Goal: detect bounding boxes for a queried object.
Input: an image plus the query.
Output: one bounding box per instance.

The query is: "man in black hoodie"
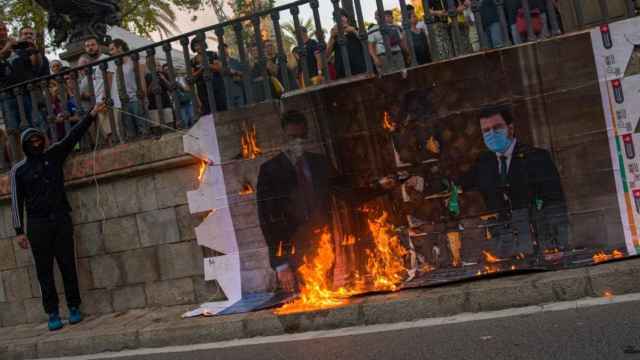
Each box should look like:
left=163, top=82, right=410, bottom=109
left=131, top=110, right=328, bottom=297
left=11, top=102, right=107, bottom=331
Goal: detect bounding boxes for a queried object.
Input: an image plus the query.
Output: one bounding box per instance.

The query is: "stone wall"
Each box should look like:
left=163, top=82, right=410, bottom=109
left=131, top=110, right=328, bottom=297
left=0, top=133, right=223, bottom=327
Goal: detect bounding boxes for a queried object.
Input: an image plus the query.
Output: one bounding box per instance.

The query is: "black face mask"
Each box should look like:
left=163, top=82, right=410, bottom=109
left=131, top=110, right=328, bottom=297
left=25, top=135, right=45, bottom=156
left=30, top=143, right=44, bottom=155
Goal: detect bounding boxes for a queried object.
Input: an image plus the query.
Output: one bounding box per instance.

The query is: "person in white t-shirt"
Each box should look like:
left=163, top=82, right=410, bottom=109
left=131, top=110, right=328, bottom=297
left=108, top=38, right=148, bottom=140
left=79, top=36, right=114, bottom=146
left=368, top=10, right=410, bottom=74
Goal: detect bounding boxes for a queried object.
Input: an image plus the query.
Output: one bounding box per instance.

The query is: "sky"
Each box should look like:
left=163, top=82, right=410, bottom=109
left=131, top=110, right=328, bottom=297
left=161, top=0, right=401, bottom=42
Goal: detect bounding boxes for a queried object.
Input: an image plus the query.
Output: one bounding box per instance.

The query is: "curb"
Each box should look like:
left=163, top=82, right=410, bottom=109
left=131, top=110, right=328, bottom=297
left=3, top=258, right=640, bottom=359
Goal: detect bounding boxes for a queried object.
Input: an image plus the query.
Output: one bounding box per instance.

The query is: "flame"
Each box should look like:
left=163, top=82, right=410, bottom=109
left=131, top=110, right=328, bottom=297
left=197, top=161, right=207, bottom=182
left=239, top=183, right=255, bottom=195
left=593, top=250, right=625, bottom=263
left=366, top=211, right=408, bottom=291
left=382, top=112, right=395, bottom=132
left=544, top=248, right=560, bottom=254
left=510, top=265, right=516, bottom=271
left=276, top=241, right=284, bottom=258
left=275, top=228, right=346, bottom=314
left=482, top=250, right=499, bottom=264
left=447, top=232, right=462, bottom=267
left=342, top=235, right=357, bottom=246
left=603, top=290, right=614, bottom=299
left=275, top=210, right=410, bottom=315
left=476, top=265, right=500, bottom=276
left=426, top=136, right=440, bottom=154
left=241, top=123, right=262, bottom=160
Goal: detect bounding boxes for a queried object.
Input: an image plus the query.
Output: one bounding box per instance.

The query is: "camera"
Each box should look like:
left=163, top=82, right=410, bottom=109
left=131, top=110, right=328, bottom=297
left=12, top=40, right=33, bottom=50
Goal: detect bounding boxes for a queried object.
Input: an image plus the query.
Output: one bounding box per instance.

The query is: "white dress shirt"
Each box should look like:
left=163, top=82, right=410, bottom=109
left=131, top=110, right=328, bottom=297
left=496, top=138, right=517, bottom=174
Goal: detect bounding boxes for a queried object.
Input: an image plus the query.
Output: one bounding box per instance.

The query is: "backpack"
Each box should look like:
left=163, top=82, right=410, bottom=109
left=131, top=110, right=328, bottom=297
left=516, top=8, right=544, bottom=36
left=387, top=25, right=402, bottom=48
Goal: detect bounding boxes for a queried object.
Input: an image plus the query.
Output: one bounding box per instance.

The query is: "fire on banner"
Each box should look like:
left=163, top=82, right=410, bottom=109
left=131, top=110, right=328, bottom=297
left=183, top=17, right=640, bottom=318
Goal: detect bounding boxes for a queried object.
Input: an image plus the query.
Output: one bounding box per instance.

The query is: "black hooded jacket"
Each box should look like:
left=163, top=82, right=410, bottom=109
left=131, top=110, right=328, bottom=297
left=11, top=113, right=96, bottom=235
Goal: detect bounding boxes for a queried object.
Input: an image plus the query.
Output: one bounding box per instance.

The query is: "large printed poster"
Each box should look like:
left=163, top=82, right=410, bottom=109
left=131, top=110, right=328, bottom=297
left=592, top=18, right=640, bottom=256
left=183, top=20, right=637, bottom=318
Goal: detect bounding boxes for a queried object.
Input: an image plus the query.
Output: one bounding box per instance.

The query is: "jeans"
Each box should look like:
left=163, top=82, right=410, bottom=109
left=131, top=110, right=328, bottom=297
left=179, top=102, right=195, bottom=128
left=486, top=22, right=506, bottom=49
left=1, top=95, right=37, bottom=131
left=120, top=100, right=148, bottom=140
left=28, top=214, right=81, bottom=314
left=510, top=13, right=550, bottom=45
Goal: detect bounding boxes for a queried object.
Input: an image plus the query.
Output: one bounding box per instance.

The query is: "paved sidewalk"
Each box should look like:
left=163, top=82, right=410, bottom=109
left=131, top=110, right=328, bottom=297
left=2, top=258, right=639, bottom=359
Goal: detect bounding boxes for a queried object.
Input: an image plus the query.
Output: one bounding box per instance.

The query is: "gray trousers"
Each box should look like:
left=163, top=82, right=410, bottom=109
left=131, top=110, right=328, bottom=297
left=380, top=52, right=405, bottom=74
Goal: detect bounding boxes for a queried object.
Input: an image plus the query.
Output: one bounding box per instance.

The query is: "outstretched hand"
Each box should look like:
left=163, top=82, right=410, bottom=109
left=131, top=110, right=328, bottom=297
left=90, top=102, right=108, bottom=117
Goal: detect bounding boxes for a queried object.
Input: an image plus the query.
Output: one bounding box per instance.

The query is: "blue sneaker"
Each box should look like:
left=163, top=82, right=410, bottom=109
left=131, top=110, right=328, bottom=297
left=48, top=312, right=64, bottom=331
left=69, top=307, right=83, bottom=325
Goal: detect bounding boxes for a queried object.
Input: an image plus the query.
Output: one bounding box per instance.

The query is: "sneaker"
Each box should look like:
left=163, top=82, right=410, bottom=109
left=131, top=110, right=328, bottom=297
left=68, top=307, right=83, bottom=325
left=48, top=312, right=64, bottom=331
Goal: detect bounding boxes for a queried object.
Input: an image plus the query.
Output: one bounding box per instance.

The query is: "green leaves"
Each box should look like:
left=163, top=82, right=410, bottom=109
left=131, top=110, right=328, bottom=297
left=0, top=0, right=209, bottom=40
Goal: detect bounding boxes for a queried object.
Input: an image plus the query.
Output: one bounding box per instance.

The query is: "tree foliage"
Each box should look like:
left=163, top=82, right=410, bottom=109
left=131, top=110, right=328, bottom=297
left=228, top=0, right=276, bottom=18
left=0, top=0, right=209, bottom=39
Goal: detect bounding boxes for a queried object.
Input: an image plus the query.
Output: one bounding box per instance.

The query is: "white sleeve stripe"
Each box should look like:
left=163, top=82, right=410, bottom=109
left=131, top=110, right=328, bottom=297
left=10, top=160, right=25, bottom=228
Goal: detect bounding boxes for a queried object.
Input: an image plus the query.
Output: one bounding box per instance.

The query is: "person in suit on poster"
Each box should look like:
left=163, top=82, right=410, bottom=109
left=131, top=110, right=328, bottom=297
left=257, top=110, right=334, bottom=292
left=457, top=104, right=569, bottom=258
left=257, top=110, right=395, bottom=292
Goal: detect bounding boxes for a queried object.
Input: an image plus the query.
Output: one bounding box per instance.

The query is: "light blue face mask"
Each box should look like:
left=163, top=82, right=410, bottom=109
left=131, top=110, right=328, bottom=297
left=483, top=128, right=513, bottom=154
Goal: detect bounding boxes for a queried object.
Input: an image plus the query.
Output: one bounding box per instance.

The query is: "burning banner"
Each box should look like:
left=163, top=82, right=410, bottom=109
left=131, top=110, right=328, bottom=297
left=181, top=18, right=640, bottom=319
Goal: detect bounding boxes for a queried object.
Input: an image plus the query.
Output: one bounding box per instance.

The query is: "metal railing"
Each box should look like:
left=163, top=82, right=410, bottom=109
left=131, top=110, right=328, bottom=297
left=0, top=0, right=637, bottom=163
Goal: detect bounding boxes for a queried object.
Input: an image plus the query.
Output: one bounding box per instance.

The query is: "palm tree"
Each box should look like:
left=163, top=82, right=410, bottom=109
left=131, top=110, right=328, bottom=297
left=281, top=19, right=314, bottom=53
left=121, top=0, right=182, bottom=39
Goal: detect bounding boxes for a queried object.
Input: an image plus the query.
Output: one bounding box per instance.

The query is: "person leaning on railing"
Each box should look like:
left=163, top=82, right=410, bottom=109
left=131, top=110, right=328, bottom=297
left=175, top=73, right=196, bottom=129
left=407, top=4, right=432, bottom=65
left=108, top=38, right=149, bottom=140
left=146, top=64, right=175, bottom=136
left=220, top=43, right=247, bottom=109
left=368, top=10, right=411, bottom=74
left=79, top=37, right=114, bottom=146
left=190, top=37, right=227, bottom=115
left=429, top=0, right=473, bottom=59
left=292, top=27, right=323, bottom=87
left=48, top=68, right=82, bottom=142
left=480, top=0, right=506, bottom=49
left=326, top=9, right=367, bottom=79
left=0, top=26, right=51, bottom=162
left=0, top=21, right=20, bottom=164
left=504, top=0, right=551, bottom=44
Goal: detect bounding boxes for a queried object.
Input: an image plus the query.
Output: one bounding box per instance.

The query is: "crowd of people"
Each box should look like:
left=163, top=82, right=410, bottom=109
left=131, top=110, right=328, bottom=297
left=241, top=1, right=564, bottom=97
left=0, top=1, right=565, bottom=169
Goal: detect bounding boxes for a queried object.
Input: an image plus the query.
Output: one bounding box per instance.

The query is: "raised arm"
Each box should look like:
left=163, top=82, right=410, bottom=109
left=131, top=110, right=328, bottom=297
left=48, top=103, right=107, bottom=161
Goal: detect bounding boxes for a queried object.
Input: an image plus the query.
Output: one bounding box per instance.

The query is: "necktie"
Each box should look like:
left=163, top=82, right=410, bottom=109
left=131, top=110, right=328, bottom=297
left=500, top=155, right=508, bottom=185
left=296, top=158, right=314, bottom=219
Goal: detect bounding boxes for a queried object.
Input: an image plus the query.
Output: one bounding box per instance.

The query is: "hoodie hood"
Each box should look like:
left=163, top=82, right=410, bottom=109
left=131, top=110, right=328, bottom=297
left=20, top=128, right=46, bottom=157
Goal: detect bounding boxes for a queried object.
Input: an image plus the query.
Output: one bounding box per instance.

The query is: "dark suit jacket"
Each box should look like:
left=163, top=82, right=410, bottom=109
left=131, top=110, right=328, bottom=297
left=458, top=142, right=566, bottom=213
left=257, top=152, right=332, bottom=271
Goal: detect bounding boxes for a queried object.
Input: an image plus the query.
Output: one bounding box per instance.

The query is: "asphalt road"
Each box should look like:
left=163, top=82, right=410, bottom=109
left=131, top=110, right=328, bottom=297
left=82, top=297, right=640, bottom=360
